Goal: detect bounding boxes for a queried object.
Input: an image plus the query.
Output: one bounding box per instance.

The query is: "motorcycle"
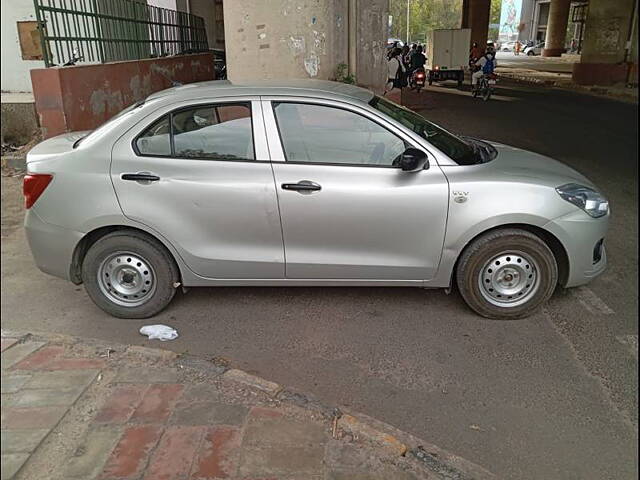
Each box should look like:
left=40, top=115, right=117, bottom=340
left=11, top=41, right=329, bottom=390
left=409, top=67, right=426, bottom=92
left=472, top=72, right=498, bottom=101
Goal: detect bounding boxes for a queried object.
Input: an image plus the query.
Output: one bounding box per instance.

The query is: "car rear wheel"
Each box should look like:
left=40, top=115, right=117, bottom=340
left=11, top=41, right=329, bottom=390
left=82, top=231, right=179, bottom=318
left=456, top=228, right=558, bottom=319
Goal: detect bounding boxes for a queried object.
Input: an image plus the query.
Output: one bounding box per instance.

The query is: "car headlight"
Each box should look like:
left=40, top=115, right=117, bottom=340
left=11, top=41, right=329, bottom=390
left=556, top=183, right=609, bottom=218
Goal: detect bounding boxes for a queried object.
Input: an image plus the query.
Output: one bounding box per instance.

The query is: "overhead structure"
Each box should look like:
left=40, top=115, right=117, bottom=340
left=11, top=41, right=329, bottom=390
left=462, top=0, right=492, bottom=48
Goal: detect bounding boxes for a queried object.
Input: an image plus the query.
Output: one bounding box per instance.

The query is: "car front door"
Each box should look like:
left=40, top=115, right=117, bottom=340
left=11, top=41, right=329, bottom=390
left=263, top=98, right=449, bottom=281
left=111, top=98, right=284, bottom=279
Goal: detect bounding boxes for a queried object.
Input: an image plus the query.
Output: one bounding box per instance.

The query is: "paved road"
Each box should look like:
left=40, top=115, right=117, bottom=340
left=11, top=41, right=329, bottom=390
left=495, top=51, right=575, bottom=73
left=2, top=80, right=637, bottom=480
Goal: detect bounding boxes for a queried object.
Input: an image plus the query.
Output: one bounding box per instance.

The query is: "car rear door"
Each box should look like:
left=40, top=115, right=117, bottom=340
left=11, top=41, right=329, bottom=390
left=263, top=97, right=449, bottom=281
left=110, top=98, right=284, bottom=279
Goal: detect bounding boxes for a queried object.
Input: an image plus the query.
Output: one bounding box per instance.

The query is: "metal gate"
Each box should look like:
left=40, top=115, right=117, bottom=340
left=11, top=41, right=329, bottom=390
left=33, top=0, right=209, bottom=67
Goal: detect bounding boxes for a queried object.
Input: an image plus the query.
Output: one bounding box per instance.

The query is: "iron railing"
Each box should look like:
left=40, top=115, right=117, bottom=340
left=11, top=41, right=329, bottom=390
left=33, top=0, right=209, bottom=67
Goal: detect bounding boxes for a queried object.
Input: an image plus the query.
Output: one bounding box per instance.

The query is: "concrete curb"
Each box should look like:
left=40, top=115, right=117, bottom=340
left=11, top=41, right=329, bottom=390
left=1, top=329, right=496, bottom=480
left=496, top=72, right=638, bottom=104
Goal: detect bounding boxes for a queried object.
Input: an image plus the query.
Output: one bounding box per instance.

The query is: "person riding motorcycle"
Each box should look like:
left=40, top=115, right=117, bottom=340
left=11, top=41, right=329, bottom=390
left=409, top=45, right=426, bottom=73
left=471, top=45, right=497, bottom=92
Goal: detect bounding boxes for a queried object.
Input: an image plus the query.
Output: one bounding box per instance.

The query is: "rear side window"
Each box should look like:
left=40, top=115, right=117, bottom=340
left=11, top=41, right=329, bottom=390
left=135, top=103, right=254, bottom=161
left=136, top=116, right=171, bottom=156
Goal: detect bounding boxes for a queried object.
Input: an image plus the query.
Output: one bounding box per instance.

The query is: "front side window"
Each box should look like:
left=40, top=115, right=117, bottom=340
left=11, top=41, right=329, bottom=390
left=369, top=96, right=480, bottom=165
left=135, top=103, right=254, bottom=161
left=273, top=102, right=406, bottom=167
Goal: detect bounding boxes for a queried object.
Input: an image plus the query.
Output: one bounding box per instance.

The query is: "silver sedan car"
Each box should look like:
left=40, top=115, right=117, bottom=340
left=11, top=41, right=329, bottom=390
left=24, top=80, right=609, bottom=319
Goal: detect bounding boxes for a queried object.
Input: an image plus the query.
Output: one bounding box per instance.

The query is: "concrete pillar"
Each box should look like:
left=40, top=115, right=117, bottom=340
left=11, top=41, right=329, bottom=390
left=462, top=0, right=491, bottom=48
left=222, top=0, right=388, bottom=92
left=572, top=0, right=638, bottom=85
left=542, top=0, right=571, bottom=56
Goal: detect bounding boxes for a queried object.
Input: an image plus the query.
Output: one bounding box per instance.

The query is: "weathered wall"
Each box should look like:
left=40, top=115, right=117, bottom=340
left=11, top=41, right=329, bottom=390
left=355, top=0, right=388, bottom=92
left=223, top=0, right=388, bottom=92
left=0, top=0, right=45, bottom=92
left=31, top=53, right=215, bottom=138
left=223, top=0, right=348, bottom=82
left=573, top=0, right=638, bottom=85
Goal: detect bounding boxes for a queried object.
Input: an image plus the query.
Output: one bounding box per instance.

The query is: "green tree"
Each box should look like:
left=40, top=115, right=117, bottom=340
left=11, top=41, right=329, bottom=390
left=488, top=0, right=502, bottom=42
left=389, top=0, right=463, bottom=44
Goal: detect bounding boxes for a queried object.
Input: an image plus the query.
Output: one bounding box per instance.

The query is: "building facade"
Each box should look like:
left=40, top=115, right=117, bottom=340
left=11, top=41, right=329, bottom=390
left=498, top=0, right=588, bottom=49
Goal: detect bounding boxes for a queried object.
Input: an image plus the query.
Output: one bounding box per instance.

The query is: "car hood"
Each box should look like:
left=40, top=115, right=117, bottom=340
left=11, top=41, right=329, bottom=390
left=484, top=141, right=595, bottom=189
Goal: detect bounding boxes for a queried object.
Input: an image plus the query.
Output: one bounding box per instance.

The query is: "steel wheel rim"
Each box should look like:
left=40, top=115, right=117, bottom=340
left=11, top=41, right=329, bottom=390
left=97, top=251, right=156, bottom=307
left=478, top=251, right=540, bottom=307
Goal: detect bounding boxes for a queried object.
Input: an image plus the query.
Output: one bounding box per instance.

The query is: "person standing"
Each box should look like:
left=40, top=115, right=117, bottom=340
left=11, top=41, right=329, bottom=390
left=384, top=48, right=406, bottom=95
left=401, top=45, right=411, bottom=70
left=515, top=40, right=521, bottom=55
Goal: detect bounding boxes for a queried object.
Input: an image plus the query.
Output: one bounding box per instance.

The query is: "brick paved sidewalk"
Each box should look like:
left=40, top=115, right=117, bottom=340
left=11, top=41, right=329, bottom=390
left=1, top=333, right=494, bottom=480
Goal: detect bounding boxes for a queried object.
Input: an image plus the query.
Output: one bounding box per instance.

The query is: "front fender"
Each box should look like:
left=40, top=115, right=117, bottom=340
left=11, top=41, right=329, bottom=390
left=426, top=213, right=562, bottom=288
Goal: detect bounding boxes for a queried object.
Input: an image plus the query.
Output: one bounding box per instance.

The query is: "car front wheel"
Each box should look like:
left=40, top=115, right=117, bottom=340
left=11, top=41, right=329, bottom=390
left=81, top=231, right=180, bottom=318
left=456, top=228, right=558, bottom=319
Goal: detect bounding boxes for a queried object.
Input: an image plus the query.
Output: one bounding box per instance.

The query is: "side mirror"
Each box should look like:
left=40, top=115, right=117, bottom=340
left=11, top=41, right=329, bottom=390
left=399, top=147, right=429, bottom=172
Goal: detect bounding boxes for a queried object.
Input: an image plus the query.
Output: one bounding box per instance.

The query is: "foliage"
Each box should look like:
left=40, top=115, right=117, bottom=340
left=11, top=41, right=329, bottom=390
left=388, top=0, right=463, bottom=43
left=488, top=0, right=502, bottom=42
left=389, top=0, right=502, bottom=43
left=335, top=63, right=356, bottom=85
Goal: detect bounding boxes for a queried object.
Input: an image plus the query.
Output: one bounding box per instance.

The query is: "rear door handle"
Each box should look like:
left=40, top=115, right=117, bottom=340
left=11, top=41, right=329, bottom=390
left=121, top=172, right=160, bottom=182
left=281, top=180, right=321, bottom=192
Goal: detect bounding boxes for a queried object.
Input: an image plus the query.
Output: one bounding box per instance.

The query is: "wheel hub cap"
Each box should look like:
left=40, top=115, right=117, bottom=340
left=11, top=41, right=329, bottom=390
left=97, top=252, right=156, bottom=307
left=478, top=252, right=540, bottom=307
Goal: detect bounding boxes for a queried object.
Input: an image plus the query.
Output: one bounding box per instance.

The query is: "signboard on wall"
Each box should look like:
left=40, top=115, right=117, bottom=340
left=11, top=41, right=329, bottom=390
left=499, top=0, right=523, bottom=38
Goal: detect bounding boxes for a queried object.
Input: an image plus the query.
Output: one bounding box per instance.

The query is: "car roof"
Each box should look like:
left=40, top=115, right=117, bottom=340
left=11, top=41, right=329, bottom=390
left=146, top=79, right=375, bottom=104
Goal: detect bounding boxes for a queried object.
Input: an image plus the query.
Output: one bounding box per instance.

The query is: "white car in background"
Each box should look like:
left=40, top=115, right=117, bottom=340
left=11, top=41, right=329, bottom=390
left=501, top=42, right=516, bottom=52
left=524, top=42, right=545, bottom=56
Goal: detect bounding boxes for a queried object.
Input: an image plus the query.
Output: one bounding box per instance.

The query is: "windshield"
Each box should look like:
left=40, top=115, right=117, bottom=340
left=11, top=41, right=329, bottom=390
left=74, top=100, right=145, bottom=148
left=369, top=96, right=478, bottom=165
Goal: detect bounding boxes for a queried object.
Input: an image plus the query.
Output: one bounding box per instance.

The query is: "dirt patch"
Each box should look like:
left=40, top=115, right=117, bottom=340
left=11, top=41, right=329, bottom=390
left=1, top=176, right=25, bottom=238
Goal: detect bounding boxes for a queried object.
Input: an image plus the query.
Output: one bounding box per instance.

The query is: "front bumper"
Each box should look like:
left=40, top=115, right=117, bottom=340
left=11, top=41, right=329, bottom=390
left=544, top=209, right=609, bottom=288
left=24, top=209, right=83, bottom=281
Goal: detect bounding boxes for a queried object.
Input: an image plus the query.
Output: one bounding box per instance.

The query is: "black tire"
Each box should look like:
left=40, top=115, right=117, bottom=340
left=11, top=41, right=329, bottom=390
left=527, top=51, right=534, bottom=56
left=482, top=87, right=492, bottom=101
left=456, top=228, right=558, bottom=319
left=81, top=231, right=180, bottom=319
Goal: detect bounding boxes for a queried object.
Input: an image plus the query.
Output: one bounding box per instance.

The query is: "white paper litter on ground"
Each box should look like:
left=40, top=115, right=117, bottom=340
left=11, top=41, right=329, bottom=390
left=139, top=324, right=178, bottom=341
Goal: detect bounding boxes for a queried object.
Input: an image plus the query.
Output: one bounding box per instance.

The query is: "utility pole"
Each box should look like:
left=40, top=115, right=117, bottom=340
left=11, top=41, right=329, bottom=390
left=406, top=0, right=410, bottom=44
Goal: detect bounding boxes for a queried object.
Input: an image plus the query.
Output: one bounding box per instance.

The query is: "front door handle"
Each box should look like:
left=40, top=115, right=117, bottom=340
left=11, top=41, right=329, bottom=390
left=121, top=172, right=160, bottom=182
left=281, top=180, right=322, bottom=192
